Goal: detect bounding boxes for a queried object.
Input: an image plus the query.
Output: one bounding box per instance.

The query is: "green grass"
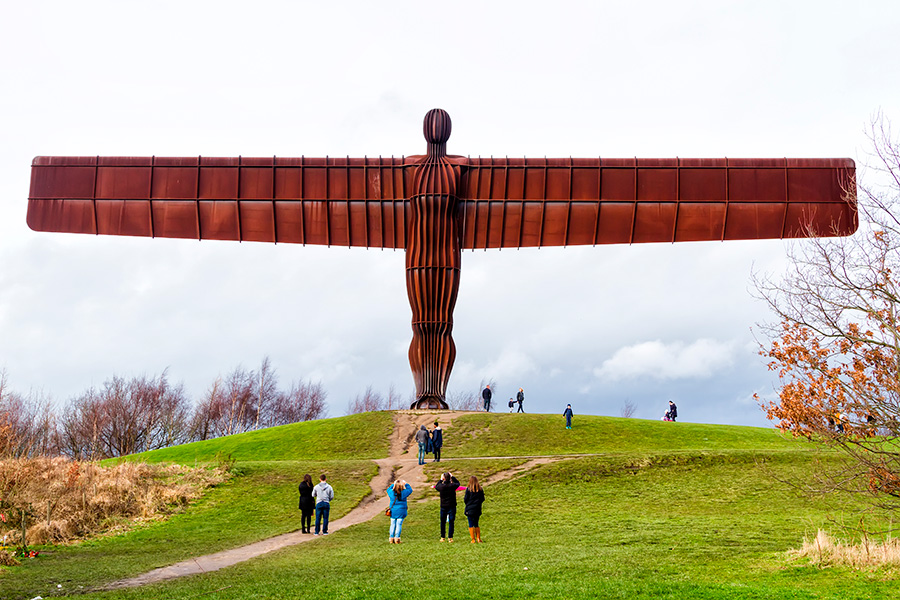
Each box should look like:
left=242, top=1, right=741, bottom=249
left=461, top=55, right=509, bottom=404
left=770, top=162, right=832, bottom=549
left=3, top=412, right=897, bottom=599
left=120, top=411, right=393, bottom=464
left=444, top=413, right=801, bottom=457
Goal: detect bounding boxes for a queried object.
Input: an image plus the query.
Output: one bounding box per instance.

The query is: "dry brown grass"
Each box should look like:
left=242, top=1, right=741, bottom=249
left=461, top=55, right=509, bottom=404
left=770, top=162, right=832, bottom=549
left=791, top=529, right=900, bottom=569
left=0, top=457, right=228, bottom=547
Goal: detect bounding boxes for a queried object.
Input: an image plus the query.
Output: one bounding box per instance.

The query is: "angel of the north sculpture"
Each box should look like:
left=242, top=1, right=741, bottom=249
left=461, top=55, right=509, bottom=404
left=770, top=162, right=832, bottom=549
left=27, top=109, right=857, bottom=410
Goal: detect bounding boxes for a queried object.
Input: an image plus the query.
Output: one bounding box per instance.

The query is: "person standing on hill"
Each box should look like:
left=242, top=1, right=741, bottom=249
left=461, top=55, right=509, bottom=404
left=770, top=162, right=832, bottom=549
left=313, top=474, right=334, bottom=535
left=464, top=475, right=485, bottom=543
left=563, top=404, right=574, bottom=429
left=387, top=479, right=413, bottom=544
left=298, top=473, right=316, bottom=534
left=431, top=421, right=443, bottom=462
left=668, top=400, right=678, bottom=422
left=434, top=471, right=461, bottom=542
left=482, top=385, right=492, bottom=411
left=516, top=388, right=525, bottom=413
left=415, top=424, right=430, bottom=465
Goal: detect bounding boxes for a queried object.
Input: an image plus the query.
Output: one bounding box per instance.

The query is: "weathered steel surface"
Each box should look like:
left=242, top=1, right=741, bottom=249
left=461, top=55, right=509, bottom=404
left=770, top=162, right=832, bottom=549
left=27, top=110, right=858, bottom=409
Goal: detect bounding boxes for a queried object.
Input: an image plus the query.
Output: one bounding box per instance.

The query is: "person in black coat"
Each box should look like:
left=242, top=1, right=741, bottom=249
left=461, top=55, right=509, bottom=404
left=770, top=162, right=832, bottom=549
left=482, top=385, right=492, bottom=411
left=298, top=473, right=315, bottom=534
left=516, top=388, right=525, bottom=413
left=668, top=400, right=678, bottom=422
left=431, top=421, right=443, bottom=462
left=464, top=475, right=485, bottom=543
left=433, top=471, right=460, bottom=542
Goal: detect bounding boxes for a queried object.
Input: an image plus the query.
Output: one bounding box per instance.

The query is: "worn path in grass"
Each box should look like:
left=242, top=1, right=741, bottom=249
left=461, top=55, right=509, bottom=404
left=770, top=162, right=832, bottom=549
left=105, top=411, right=571, bottom=590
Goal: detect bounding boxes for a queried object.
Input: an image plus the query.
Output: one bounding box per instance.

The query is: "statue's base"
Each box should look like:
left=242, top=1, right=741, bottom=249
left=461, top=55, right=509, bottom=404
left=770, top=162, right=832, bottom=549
left=409, top=397, right=449, bottom=410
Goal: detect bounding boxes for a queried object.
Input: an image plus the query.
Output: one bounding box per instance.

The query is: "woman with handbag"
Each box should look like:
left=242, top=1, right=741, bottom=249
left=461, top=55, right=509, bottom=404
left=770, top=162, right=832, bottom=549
left=386, top=479, right=413, bottom=544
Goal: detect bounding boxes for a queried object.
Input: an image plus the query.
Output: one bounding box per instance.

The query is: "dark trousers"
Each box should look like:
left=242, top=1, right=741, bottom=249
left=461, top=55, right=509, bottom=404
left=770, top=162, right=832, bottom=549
left=433, top=447, right=441, bottom=461
left=440, top=506, right=456, bottom=539
left=301, top=510, right=313, bottom=532
left=466, top=513, right=480, bottom=528
left=315, top=502, right=330, bottom=534
left=517, top=404, right=524, bottom=413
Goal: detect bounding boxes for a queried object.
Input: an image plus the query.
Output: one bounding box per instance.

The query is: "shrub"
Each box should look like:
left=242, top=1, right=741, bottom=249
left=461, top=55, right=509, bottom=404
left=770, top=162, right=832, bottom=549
left=0, top=457, right=228, bottom=547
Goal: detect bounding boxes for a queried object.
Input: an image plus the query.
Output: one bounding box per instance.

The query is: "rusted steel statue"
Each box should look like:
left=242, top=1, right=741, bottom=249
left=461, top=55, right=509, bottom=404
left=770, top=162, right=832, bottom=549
left=27, top=109, right=857, bottom=410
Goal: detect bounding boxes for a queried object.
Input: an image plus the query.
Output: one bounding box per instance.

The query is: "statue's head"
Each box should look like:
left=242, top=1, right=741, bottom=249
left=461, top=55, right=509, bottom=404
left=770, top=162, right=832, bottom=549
left=423, top=108, right=452, bottom=145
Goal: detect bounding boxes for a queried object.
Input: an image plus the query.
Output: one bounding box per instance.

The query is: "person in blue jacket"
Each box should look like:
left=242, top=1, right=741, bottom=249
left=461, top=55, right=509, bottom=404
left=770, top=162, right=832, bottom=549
left=387, top=479, right=413, bottom=544
left=431, top=421, right=443, bottom=462
left=563, top=404, right=574, bottom=429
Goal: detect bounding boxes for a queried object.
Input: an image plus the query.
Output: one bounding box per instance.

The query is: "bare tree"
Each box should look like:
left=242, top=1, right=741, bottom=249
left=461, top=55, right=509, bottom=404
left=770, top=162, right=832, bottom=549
left=347, top=385, right=384, bottom=414
left=0, top=371, right=56, bottom=458
left=57, top=371, right=191, bottom=459
left=253, top=356, right=279, bottom=430
left=223, top=365, right=256, bottom=436
left=754, top=115, right=900, bottom=512
left=384, top=384, right=405, bottom=411
left=447, top=378, right=495, bottom=411
left=268, top=380, right=327, bottom=425
left=620, top=399, right=637, bottom=418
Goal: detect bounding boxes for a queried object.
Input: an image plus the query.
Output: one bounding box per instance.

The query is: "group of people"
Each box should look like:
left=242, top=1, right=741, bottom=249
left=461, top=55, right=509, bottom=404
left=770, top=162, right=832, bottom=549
left=662, top=400, right=678, bottom=422
left=298, top=471, right=487, bottom=544
left=387, top=472, right=485, bottom=544
left=297, top=474, right=335, bottom=535
left=414, top=421, right=444, bottom=464
left=481, top=385, right=526, bottom=413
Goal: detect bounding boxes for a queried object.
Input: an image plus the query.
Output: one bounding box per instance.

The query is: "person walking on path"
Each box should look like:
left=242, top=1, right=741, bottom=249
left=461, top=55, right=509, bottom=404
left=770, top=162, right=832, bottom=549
left=298, top=474, right=316, bottom=534
left=482, top=385, right=492, bottom=411
left=415, top=424, right=430, bottom=465
left=668, top=400, right=678, bottom=422
left=313, top=474, right=334, bottom=535
left=563, top=404, right=574, bottom=429
left=387, top=479, right=413, bottom=544
left=516, top=388, right=525, bottom=413
left=434, top=471, right=461, bottom=542
left=464, top=475, right=485, bottom=543
left=431, top=421, right=444, bottom=462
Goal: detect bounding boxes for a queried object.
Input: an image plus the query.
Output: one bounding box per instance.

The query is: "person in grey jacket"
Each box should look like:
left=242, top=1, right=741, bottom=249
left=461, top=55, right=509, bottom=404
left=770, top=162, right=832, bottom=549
left=415, top=425, right=430, bottom=465
left=312, top=474, right=334, bottom=535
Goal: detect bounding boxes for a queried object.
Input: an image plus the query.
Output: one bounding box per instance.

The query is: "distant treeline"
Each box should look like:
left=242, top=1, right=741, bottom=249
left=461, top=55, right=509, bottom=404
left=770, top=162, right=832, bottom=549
left=0, top=357, right=326, bottom=460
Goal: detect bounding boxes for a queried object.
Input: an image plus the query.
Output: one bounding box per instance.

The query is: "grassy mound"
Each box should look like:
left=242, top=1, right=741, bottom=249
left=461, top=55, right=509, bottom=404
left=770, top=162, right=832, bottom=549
left=121, top=410, right=394, bottom=464
left=2, top=411, right=895, bottom=600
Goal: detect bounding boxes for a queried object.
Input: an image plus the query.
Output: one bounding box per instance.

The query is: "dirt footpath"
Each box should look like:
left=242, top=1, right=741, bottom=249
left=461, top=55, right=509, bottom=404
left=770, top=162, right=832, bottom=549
left=104, top=411, right=567, bottom=590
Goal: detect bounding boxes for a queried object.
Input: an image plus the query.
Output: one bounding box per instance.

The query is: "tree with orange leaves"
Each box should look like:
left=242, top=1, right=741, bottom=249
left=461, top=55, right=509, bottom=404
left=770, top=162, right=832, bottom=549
left=756, top=115, right=900, bottom=508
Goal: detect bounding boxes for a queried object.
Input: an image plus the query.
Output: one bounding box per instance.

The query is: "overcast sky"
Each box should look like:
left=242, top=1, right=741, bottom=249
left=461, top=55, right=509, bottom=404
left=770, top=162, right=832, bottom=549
left=2, top=1, right=899, bottom=426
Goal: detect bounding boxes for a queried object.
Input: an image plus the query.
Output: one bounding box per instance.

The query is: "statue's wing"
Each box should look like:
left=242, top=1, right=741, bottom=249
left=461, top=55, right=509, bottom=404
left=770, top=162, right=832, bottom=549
left=27, top=156, right=414, bottom=249
left=457, top=157, right=857, bottom=249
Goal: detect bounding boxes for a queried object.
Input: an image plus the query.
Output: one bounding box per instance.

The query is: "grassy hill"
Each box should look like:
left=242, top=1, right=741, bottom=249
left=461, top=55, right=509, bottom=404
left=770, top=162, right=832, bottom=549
left=3, top=412, right=894, bottom=600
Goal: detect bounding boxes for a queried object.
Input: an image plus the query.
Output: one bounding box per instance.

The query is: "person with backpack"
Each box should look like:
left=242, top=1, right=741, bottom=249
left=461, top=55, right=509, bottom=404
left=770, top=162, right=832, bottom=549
left=415, top=424, right=430, bottom=465
left=386, top=479, right=413, bottom=544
